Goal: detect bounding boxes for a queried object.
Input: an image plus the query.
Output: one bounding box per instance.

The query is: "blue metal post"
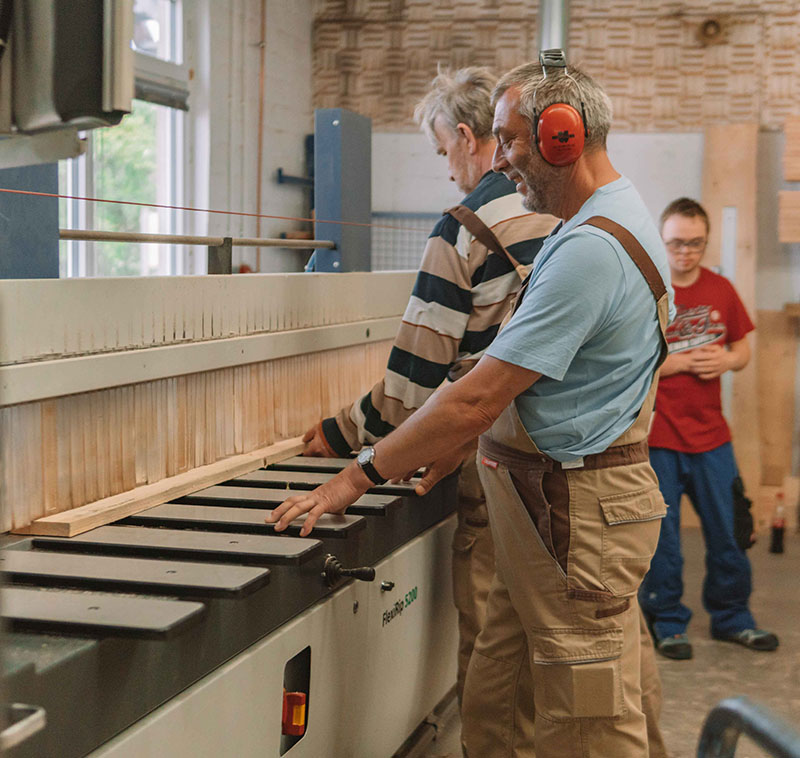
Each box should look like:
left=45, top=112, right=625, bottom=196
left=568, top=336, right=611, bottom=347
left=312, top=108, right=371, bottom=272
left=0, top=163, right=60, bottom=278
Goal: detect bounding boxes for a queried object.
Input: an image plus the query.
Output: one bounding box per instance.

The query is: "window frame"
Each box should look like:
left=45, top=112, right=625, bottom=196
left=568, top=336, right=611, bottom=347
left=60, top=0, right=193, bottom=278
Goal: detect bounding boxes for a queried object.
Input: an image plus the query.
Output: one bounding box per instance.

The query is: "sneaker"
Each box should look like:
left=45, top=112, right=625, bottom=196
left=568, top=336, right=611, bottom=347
left=656, top=633, right=693, bottom=660
left=713, top=628, right=779, bottom=651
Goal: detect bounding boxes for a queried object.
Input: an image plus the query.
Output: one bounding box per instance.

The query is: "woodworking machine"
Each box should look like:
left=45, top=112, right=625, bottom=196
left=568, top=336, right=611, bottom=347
left=1, top=459, right=458, bottom=757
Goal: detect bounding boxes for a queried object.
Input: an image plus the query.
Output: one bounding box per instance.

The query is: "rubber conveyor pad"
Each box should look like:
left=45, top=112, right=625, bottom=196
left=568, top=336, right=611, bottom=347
left=0, top=549, right=270, bottom=598
left=178, top=485, right=399, bottom=515
left=123, top=504, right=366, bottom=538
left=271, top=456, right=424, bottom=478
left=32, top=525, right=323, bottom=566
left=269, top=456, right=355, bottom=472
left=232, top=468, right=420, bottom=496
left=1, top=586, right=205, bottom=639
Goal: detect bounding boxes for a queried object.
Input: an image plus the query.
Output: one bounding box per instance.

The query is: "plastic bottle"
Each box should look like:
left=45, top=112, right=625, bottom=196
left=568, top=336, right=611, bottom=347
left=769, top=491, right=785, bottom=554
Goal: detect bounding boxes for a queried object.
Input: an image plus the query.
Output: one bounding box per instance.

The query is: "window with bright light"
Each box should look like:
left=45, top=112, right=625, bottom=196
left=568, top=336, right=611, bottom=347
left=133, top=0, right=182, bottom=64
left=60, top=0, right=189, bottom=278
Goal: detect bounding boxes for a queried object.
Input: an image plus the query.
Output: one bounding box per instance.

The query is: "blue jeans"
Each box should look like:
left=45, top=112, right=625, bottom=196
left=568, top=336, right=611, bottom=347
left=639, top=442, right=756, bottom=639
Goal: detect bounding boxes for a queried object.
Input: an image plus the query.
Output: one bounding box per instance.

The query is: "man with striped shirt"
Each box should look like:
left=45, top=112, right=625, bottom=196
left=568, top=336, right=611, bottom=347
left=302, top=66, right=557, bottom=707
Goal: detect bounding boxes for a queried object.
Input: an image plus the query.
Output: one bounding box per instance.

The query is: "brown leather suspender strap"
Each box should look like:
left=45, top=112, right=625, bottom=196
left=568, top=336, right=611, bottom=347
left=445, top=204, right=528, bottom=281
left=581, top=215, right=668, bottom=365
left=580, top=216, right=667, bottom=302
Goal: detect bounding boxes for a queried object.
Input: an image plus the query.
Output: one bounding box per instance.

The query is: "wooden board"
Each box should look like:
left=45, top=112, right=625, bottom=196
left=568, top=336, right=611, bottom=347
left=702, top=123, right=762, bottom=517
left=756, top=310, right=797, bottom=487
left=778, top=191, right=800, bottom=243
left=785, top=116, right=800, bottom=181
left=11, top=437, right=305, bottom=538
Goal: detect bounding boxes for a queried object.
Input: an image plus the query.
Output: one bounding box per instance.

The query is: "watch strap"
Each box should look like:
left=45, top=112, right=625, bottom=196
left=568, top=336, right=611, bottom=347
left=358, top=454, right=387, bottom=485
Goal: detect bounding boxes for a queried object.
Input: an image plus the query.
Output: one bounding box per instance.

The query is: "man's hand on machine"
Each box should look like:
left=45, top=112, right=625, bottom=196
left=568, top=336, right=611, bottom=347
left=267, top=442, right=474, bottom=536
left=301, top=421, right=338, bottom=457
left=266, top=463, right=373, bottom=536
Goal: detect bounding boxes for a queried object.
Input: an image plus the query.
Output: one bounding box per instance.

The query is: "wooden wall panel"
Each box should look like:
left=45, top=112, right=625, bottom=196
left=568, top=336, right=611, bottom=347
left=313, top=0, right=800, bottom=132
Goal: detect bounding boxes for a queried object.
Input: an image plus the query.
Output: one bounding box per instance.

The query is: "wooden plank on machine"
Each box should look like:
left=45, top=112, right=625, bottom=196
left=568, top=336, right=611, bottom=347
left=778, top=191, right=800, bottom=243
left=12, top=436, right=305, bottom=538
left=784, top=116, right=800, bottom=181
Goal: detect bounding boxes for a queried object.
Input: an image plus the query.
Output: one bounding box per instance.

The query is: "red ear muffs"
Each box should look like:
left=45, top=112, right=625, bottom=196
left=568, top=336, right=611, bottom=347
left=536, top=103, right=586, bottom=166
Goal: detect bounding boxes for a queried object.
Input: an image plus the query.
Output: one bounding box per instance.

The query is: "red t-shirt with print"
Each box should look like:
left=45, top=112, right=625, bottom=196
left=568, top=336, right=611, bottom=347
left=649, top=267, right=754, bottom=453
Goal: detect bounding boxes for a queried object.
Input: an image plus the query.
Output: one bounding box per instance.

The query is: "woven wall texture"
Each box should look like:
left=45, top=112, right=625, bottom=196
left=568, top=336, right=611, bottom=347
left=313, top=0, right=800, bottom=131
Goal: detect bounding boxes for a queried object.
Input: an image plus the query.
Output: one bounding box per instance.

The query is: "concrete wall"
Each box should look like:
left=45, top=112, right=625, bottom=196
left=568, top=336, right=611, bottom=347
left=371, top=131, right=703, bottom=229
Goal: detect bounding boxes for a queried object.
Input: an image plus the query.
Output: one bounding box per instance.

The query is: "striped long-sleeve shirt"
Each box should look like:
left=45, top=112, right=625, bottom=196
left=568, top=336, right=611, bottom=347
left=321, top=171, right=559, bottom=455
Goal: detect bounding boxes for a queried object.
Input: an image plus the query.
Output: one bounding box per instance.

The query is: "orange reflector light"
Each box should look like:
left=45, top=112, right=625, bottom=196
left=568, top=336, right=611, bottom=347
left=282, top=691, right=307, bottom=736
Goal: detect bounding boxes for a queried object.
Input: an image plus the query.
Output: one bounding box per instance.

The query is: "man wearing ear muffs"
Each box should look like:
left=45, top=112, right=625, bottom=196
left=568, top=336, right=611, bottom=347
left=268, top=52, right=675, bottom=758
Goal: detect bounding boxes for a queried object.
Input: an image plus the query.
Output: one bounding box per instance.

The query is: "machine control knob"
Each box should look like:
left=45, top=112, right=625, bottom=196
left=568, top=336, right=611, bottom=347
left=322, top=554, right=376, bottom=588
left=380, top=581, right=395, bottom=592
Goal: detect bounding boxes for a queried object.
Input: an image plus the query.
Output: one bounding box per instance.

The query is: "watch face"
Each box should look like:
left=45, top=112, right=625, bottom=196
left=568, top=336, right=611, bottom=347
left=357, top=448, right=373, bottom=465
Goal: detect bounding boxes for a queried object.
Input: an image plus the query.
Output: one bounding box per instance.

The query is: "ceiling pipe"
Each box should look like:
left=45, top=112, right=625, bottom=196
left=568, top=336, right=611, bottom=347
left=538, top=0, right=570, bottom=53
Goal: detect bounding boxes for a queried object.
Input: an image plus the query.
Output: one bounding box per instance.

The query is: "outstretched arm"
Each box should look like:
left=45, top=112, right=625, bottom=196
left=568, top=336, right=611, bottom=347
left=268, top=355, right=541, bottom=535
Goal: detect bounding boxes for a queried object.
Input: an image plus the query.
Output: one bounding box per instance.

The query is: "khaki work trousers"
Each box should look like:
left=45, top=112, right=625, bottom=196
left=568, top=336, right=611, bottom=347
left=462, top=457, right=667, bottom=758
left=453, top=458, right=496, bottom=706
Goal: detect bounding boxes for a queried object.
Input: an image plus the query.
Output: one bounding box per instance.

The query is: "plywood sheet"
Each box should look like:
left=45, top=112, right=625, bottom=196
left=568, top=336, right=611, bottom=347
left=785, top=116, right=800, bottom=181
left=778, top=191, right=800, bottom=243
left=757, top=310, right=797, bottom=487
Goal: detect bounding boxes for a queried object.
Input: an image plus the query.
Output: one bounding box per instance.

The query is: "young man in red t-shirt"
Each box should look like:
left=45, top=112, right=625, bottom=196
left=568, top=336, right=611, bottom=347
left=640, top=197, right=779, bottom=660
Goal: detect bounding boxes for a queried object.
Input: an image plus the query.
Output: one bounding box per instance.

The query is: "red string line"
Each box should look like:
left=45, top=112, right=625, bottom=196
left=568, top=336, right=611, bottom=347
left=0, top=187, right=433, bottom=233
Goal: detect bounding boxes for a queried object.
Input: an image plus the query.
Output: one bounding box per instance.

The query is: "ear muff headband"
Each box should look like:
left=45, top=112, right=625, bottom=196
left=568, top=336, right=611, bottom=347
left=533, top=49, right=590, bottom=167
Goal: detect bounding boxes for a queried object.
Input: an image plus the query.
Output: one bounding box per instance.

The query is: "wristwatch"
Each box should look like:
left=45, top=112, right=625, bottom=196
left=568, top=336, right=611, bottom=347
left=356, top=446, right=387, bottom=485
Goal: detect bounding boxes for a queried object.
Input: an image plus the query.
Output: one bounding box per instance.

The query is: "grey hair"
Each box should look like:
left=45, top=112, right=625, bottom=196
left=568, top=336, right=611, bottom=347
left=414, top=65, right=497, bottom=143
left=491, top=61, right=613, bottom=151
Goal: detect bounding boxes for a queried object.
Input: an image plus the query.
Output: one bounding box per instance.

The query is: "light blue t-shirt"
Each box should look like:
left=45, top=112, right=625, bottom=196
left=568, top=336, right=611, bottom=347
left=486, top=176, right=674, bottom=462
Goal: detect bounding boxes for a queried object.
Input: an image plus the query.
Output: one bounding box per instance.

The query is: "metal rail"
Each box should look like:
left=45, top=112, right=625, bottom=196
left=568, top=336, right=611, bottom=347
left=697, top=697, right=800, bottom=758
left=59, top=229, right=336, bottom=249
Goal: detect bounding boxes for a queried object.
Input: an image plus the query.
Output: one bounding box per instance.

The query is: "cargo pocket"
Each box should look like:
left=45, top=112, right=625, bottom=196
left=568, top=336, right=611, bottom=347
left=532, top=628, right=624, bottom=721
left=599, top=485, right=667, bottom=596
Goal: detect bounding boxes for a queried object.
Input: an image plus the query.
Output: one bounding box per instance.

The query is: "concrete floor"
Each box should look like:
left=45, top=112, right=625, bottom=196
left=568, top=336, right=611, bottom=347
left=417, top=529, right=800, bottom=758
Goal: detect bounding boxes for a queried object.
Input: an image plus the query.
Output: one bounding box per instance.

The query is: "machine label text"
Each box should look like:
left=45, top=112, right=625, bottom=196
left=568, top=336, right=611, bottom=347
left=381, top=586, right=418, bottom=627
